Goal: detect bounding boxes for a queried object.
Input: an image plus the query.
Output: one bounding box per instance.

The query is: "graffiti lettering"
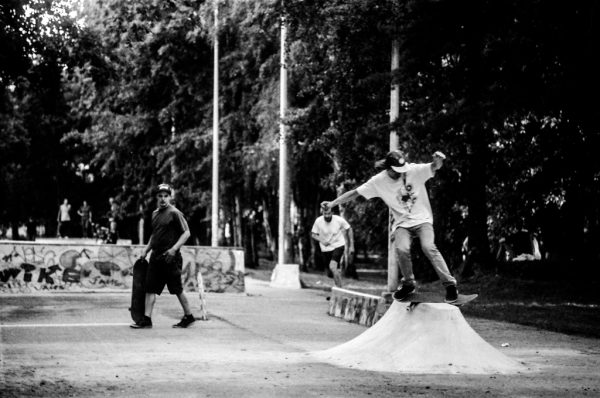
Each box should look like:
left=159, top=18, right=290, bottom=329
left=0, top=242, right=245, bottom=293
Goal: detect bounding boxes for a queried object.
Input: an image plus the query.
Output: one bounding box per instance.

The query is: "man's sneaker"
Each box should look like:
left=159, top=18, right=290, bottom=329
left=392, top=284, right=416, bottom=301
left=173, top=314, right=196, bottom=328
left=130, top=316, right=152, bottom=329
left=445, top=285, right=459, bottom=303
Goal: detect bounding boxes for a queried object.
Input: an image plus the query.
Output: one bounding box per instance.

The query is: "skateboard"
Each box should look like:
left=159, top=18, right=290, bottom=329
left=395, top=291, right=478, bottom=311
left=130, top=257, right=148, bottom=323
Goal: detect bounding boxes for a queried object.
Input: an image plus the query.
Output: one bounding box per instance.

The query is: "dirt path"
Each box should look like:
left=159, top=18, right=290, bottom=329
left=1, top=278, right=599, bottom=397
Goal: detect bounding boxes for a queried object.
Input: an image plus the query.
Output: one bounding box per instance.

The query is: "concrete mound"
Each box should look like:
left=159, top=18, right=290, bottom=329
left=313, top=301, right=526, bottom=374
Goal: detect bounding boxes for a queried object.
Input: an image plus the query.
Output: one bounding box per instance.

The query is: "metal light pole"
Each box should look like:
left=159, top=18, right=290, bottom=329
left=270, top=10, right=300, bottom=289
left=388, top=39, right=400, bottom=292
left=211, top=1, right=220, bottom=247
left=278, top=13, right=291, bottom=264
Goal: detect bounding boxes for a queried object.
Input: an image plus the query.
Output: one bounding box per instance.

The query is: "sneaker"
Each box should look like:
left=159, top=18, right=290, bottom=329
left=392, top=284, right=416, bottom=301
left=173, top=314, right=196, bottom=328
left=130, top=316, right=152, bottom=329
left=445, top=285, right=459, bottom=303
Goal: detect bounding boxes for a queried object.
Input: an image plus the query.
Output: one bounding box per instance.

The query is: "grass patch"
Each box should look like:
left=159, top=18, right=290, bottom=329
left=247, top=264, right=600, bottom=338
left=432, top=274, right=600, bottom=338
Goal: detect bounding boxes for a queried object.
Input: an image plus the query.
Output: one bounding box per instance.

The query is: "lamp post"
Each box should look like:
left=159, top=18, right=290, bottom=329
left=278, top=13, right=291, bottom=264
left=388, top=39, right=400, bottom=292
left=211, top=1, right=220, bottom=247
left=269, top=9, right=301, bottom=289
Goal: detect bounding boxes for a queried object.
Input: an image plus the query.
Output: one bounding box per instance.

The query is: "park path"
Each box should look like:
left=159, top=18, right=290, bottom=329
left=1, top=278, right=599, bottom=397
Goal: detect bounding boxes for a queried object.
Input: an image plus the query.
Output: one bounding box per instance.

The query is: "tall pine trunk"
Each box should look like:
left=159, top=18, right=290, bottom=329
left=261, top=198, right=276, bottom=260
left=462, top=123, right=493, bottom=276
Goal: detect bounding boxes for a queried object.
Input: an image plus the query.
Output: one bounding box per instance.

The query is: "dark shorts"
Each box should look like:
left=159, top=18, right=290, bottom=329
left=145, top=251, right=183, bottom=295
left=322, top=246, right=345, bottom=269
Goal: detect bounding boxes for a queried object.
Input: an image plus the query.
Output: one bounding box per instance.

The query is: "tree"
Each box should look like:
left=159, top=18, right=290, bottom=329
left=0, top=0, right=84, bottom=237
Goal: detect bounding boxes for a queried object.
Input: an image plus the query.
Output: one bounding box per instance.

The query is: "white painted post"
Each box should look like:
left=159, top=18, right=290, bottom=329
left=278, top=13, right=291, bottom=265
left=271, top=9, right=300, bottom=289
left=388, top=39, right=400, bottom=292
left=211, top=1, right=220, bottom=247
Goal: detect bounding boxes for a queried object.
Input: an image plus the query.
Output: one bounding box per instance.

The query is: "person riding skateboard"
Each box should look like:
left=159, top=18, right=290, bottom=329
left=311, top=207, right=354, bottom=287
left=131, top=183, right=195, bottom=329
left=321, top=150, right=460, bottom=303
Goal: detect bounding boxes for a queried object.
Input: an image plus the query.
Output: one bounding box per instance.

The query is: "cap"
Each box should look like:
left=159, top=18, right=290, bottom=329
left=383, top=150, right=409, bottom=173
left=156, top=183, right=172, bottom=195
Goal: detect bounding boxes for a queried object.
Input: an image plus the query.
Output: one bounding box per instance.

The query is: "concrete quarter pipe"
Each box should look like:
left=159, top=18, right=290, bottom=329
left=313, top=301, right=528, bottom=374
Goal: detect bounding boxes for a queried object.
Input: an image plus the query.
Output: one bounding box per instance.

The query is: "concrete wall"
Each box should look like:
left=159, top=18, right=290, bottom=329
left=328, top=287, right=389, bottom=327
left=0, top=241, right=244, bottom=293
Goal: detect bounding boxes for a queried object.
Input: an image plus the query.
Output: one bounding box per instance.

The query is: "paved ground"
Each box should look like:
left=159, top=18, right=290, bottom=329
left=1, top=278, right=599, bottom=397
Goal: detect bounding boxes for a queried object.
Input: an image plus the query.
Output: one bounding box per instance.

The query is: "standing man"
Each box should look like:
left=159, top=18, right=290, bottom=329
left=78, top=200, right=92, bottom=238
left=311, top=207, right=354, bottom=287
left=26, top=217, right=37, bottom=241
left=106, top=197, right=122, bottom=237
left=321, top=150, right=460, bottom=303
left=137, top=203, right=146, bottom=245
left=57, top=198, right=71, bottom=238
left=131, top=183, right=195, bottom=329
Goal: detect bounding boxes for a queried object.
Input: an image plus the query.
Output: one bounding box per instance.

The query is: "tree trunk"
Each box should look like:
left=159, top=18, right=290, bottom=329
left=234, top=195, right=243, bottom=248
left=262, top=198, right=276, bottom=260
left=462, top=123, right=493, bottom=277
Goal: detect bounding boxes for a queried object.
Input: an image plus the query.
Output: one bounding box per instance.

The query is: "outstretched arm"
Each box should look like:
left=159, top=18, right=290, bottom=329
left=321, top=189, right=360, bottom=211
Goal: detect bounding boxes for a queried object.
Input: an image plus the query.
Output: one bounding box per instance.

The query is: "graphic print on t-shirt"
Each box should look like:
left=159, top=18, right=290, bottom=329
left=394, top=177, right=417, bottom=215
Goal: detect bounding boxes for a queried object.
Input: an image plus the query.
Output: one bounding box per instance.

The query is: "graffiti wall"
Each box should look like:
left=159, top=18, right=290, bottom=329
left=328, top=287, right=387, bottom=327
left=0, top=241, right=245, bottom=293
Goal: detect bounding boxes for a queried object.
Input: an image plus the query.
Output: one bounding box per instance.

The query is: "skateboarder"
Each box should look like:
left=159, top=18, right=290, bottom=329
left=130, top=183, right=195, bottom=329
left=321, top=150, right=460, bottom=303
left=311, top=207, right=354, bottom=287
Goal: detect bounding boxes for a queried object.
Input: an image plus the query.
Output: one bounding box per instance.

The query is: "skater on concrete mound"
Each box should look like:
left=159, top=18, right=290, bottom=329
left=321, top=150, right=460, bottom=303
left=131, top=183, right=195, bottom=329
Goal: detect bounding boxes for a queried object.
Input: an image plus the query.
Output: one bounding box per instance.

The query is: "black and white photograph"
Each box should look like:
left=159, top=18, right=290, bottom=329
left=1, top=0, right=599, bottom=397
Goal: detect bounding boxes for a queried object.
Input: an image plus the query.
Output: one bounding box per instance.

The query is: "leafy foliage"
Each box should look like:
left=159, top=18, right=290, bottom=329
left=2, top=0, right=599, bottom=275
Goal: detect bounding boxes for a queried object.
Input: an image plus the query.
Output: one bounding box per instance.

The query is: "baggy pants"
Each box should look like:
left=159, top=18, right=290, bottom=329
left=393, top=222, right=457, bottom=287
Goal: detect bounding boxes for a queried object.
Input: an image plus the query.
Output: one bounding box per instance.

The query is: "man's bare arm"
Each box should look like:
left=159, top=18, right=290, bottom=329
left=321, top=189, right=360, bottom=211
left=143, top=235, right=153, bottom=258
left=166, top=230, right=191, bottom=256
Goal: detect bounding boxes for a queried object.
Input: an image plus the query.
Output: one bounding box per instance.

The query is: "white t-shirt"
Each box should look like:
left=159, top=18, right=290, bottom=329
left=59, top=204, right=71, bottom=222
left=311, top=215, right=351, bottom=252
left=356, top=163, right=434, bottom=230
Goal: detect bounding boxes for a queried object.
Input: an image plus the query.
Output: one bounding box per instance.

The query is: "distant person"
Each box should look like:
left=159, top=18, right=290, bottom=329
left=321, top=150, right=461, bottom=303
left=106, top=196, right=120, bottom=222
left=137, top=203, right=145, bottom=245
left=57, top=198, right=72, bottom=238
left=78, top=200, right=93, bottom=238
left=106, top=218, right=119, bottom=244
left=131, top=183, right=195, bottom=329
left=26, top=217, right=36, bottom=241
left=311, top=207, right=354, bottom=287
left=495, top=223, right=542, bottom=263
left=105, top=196, right=122, bottom=237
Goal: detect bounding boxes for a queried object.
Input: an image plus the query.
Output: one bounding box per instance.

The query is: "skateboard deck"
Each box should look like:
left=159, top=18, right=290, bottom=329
left=396, top=291, right=478, bottom=311
left=130, top=258, right=148, bottom=323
